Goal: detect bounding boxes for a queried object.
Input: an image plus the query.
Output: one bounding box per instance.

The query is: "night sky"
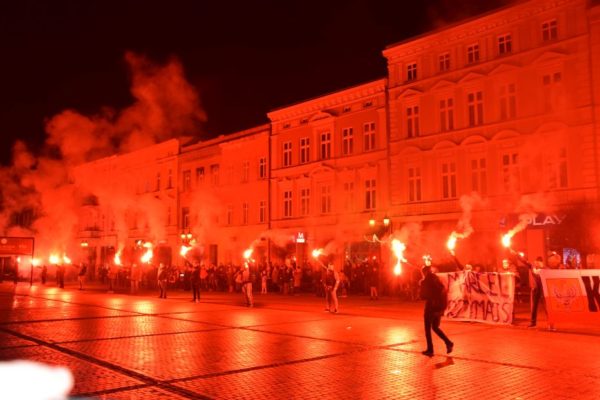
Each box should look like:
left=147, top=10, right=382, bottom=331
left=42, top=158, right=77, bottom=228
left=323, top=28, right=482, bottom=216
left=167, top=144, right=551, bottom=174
left=0, top=0, right=507, bottom=165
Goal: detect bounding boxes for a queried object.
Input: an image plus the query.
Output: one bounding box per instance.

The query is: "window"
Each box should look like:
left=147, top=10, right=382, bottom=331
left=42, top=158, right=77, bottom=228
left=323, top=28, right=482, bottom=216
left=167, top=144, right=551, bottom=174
left=407, top=63, right=417, bottom=81
left=210, top=164, right=219, bottom=186
left=467, top=91, right=484, bottom=126
left=300, top=188, right=310, bottom=216
left=242, top=203, right=249, bottom=225
left=470, top=158, right=487, bottom=195
left=365, top=179, right=376, bottom=210
left=467, top=44, right=480, bottom=64
left=166, top=206, right=171, bottom=226
left=498, top=34, right=512, bottom=55
left=441, top=162, right=457, bottom=199
left=343, top=182, right=354, bottom=211
left=363, top=122, right=376, bottom=151
left=181, top=207, right=190, bottom=229
left=167, top=169, right=173, bottom=189
left=439, top=53, right=450, bottom=72
left=408, top=167, right=422, bottom=202
left=440, top=98, right=454, bottom=131
left=502, top=153, right=519, bottom=192
left=542, top=72, right=562, bottom=112
left=406, top=105, right=420, bottom=138
left=241, top=161, right=250, bottom=182
left=542, top=19, right=558, bottom=42
left=195, top=167, right=205, bottom=184
left=155, top=172, right=161, bottom=191
left=258, top=157, right=267, bottom=179
left=283, top=191, right=293, bottom=218
left=283, top=141, right=292, bottom=167
left=320, top=185, right=332, bottom=214
left=499, top=83, right=517, bottom=120
left=546, top=148, right=568, bottom=189
left=226, top=205, right=233, bottom=225
left=320, top=132, right=331, bottom=160
left=182, top=170, right=191, bottom=192
left=342, top=127, right=354, bottom=155
left=259, top=201, right=266, bottom=223
left=300, top=137, right=310, bottom=164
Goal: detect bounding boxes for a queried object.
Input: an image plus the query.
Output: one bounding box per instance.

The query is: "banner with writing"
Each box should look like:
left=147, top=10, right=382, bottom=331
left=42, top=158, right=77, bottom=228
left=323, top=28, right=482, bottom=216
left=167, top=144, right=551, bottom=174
left=437, top=271, right=516, bottom=325
left=539, top=269, right=600, bottom=327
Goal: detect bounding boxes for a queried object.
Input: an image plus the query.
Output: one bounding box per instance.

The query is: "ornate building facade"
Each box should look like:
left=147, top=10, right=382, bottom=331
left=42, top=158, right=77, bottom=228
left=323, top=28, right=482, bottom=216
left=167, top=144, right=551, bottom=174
left=74, top=0, right=600, bottom=271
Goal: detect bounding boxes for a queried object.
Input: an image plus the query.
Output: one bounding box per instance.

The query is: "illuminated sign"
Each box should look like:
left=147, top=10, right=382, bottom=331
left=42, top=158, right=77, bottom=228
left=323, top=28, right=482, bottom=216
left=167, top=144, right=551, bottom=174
left=0, top=237, right=34, bottom=256
left=296, top=232, right=305, bottom=243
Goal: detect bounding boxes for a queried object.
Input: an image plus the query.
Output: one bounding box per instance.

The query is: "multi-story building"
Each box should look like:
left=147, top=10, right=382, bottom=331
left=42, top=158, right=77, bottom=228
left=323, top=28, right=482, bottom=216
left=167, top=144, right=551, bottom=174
left=72, top=139, right=180, bottom=276
left=69, top=0, right=600, bottom=272
left=384, top=0, right=600, bottom=267
left=267, top=79, right=389, bottom=269
left=179, top=125, right=270, bottom=266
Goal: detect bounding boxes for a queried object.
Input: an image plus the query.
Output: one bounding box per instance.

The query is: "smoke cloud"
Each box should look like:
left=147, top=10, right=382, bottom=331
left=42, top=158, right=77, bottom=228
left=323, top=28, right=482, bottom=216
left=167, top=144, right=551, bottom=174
left=0, top=52, right=206, bottom=264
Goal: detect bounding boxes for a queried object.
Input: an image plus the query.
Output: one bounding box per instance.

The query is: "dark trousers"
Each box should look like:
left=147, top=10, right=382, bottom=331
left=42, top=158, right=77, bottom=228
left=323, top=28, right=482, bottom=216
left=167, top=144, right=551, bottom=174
left=192, top=283, right=201, bottom=301
left=530, top=286, right=543, bottom=324
left=424, top=309, right=451, bottom=351
left=158, top=280, right=167, bottom=298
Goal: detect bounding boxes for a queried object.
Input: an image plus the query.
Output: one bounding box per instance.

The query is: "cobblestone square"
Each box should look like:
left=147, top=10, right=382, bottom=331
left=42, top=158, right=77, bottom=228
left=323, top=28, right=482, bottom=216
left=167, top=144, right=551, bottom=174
left=1, top=283, right=599, bottom=399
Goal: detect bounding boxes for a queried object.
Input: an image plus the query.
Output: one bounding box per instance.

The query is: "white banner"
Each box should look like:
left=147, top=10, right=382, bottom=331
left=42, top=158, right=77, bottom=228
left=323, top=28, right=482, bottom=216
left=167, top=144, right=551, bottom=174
left=438, top=271, right=516, bottom=325
left=539, top=269, right=600, bottom=327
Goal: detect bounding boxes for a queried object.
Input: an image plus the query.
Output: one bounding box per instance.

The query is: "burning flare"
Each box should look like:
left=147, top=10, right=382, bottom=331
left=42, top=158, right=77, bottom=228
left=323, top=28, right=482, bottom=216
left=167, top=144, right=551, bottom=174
left=180, top=245, right=191, bottom=257
left=501, top=233, right=512, bottom=248
left=312, top=248, right=323, bottom=259
left=141, top=248, right=153, bottom=264
left=446, top=232, right=458, bottom=254
left=49, top=254, right=60, bottom=265
left=391, top=239, right=407, bottom=276
left=114, top=250, right=122, bottom=266
left=63, top=255, right=72, bottom=265
left=243, top=248, right=253, bottom=260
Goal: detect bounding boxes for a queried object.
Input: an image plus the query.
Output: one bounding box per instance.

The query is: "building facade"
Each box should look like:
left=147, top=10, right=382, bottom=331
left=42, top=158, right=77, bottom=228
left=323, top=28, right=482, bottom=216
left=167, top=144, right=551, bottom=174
left=72, top=0, right=600, bottom=272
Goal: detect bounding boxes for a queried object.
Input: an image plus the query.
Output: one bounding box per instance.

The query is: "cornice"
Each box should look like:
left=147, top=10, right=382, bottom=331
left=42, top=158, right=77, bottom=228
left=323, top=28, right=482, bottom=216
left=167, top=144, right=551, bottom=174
left=268, top=79, right=386, bottom=122
left=383, top=0, right=580, bottom=61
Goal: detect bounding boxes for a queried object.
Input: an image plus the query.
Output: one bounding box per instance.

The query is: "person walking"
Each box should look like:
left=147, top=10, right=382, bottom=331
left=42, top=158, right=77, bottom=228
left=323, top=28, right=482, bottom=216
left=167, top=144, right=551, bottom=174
left=241, top=264, right=254, bottom=307
left=191, top=263, right=201, bottom=302
left=260, top=267, right=268, bottom=294
left=78, top=263, right=87, bottom=290
left=130, top=263, right=141, bottom=295
left=420, top=264, right=453, bottom=357
left=41, top=265, right=47, bottom=285
left=528, top=256, right=545, bottom=328
left=157, top=263, right=168, bottom=299
left=57, top=264, right=65, bottom=289
left=368, top=263, right=379, bottom=300
left=324, top=264, right=340, bottom=313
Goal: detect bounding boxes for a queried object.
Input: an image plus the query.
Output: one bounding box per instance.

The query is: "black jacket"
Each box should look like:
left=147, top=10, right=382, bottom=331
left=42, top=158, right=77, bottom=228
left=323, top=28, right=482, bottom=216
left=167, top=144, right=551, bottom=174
left=420, top=272, right=447, bottom=312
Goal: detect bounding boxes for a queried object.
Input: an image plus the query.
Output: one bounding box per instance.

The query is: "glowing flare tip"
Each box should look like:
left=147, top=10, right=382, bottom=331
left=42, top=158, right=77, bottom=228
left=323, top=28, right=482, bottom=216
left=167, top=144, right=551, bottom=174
left=501, top=234, right=512, bottom=248
left=243, top=248, right=253, bottom=259
left=312, top=248, right=323, bottom=258
left=180, top=245, right=191, bottom=257
left=141, top=249, right=153, bottom=264
left=114, top=251, right=122, bottom=266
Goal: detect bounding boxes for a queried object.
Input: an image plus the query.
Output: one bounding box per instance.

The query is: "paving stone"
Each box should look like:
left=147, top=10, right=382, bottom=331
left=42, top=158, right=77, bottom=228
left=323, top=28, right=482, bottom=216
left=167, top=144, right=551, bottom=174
left=172, top=307, right=327, bottom=328
left=0, top=346, right=142, bottom=396
left=0, top=331, right=37, bottom=348
left=6, top=315, right=220, bottom=343
left=0, top=305, right=135, bottom=323
left=61, top=329, right=359, bottom=381
left=95, top=386, right=191, bottom=400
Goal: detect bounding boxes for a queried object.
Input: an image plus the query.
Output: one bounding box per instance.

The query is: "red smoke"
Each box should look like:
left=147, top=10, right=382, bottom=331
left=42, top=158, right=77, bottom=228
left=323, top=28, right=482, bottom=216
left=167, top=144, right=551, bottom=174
left=0, top=52, right=206, bottom=266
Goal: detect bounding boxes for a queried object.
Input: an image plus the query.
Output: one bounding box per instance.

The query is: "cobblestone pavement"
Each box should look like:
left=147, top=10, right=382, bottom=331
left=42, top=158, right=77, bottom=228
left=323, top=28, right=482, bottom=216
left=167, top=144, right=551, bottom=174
left=0, top=282, right=599, bottom=399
